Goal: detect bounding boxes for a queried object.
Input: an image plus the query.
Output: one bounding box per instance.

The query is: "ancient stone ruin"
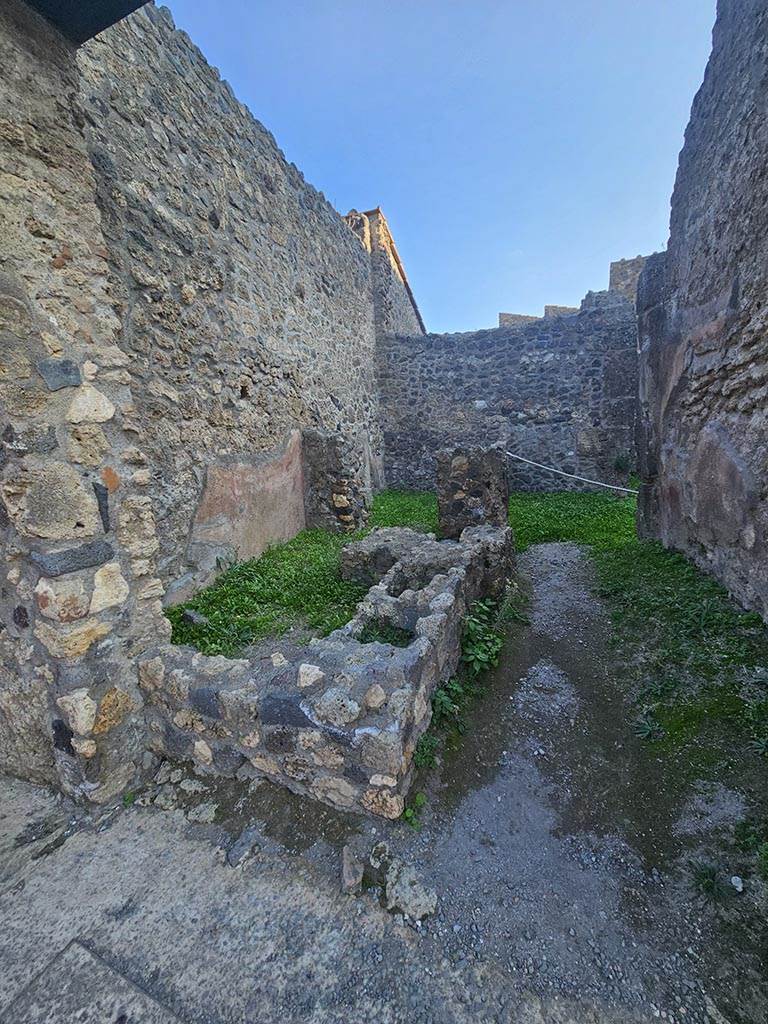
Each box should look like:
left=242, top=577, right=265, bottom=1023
left=1, top=0, right=767, bottom=815
left=141, top=519, right=512, bottom=818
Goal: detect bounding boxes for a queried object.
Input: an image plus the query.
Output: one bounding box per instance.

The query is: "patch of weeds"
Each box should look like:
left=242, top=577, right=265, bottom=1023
left=634, top=712, right=663, bottom=741
left=413, top=596, right=506, bottom=785
left=414, top=733, right=440, bottom=770
left=431, top=674, right=484, bottom=734
left=166, top=490, right=441, bottom=656
left=734, top=818, right=767, bottom=853
left=690, top=860, right=730, bottom=902
left=357, top=620, right=413, bottom=647
left=508, top=490, right=637, bottom=552
left=757, top=842, right=768, bottom=881
left=506, top=487, right=768, bottom=788
left=122, top=791, right=136, bottom=808
left=639, top=677, right=680, bottom=703
left=594, top=542, right=768, bottom=682
left=500, top=584, right=530, bottom=625
left=403, top=791, right=427, bottom=830
left=461, top=599, right=505, bottom=676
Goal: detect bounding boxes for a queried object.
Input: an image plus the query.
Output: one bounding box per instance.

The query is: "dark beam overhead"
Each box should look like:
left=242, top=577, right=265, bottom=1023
left=26, top=0, right=150, bottom=46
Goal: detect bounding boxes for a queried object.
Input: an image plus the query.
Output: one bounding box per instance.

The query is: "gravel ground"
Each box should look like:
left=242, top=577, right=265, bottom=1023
left=0, top=543, right=765, bottom=1023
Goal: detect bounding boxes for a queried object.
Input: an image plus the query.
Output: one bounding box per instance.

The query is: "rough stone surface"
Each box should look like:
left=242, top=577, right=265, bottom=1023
left=344, top=208, right=425, bottom=342
left=436, top=446, right=509, bottom=540
left=340, top=526, right=430, bottom=587
left=36, top=358, right=82, bottom=392
left=340, top=844, right=364, bottom=895
left=609, top=255, right=648, bottom=303
left=77, top=6, right=387, bottom=588
left=379, top=290, right=639, bottom=490
left=384, top=859, right=438, bottom=920
left=637, top=0, right=768, bottom=621
left=29, top=541, right=114, bottom=578
left=0, top=0, right=166, bottom=800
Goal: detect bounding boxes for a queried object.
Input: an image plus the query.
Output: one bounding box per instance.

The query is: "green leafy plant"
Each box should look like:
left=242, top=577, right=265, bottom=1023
left=414, top=734, right=440, bottom=770
left=122, top=791, right=136, bottom=807
left=461, top=600, right=504, bottom=677
left=403, top=791, right=427, bottom=830
left=734, top=818, right=766, bottom=853
left=634, top=713, right=663, bottom=741
left=690, top=860, right=730, bottom=902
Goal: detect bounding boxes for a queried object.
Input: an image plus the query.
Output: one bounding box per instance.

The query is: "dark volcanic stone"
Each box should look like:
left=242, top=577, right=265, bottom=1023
left=52, top=719, right=74, bottom=756
left=92, top=482, right=110, bottom=532
left=436, top=446, right=509, bottom=539
left=13, top=605, right=29, bottom=629
left=182, top=609, right=209, bottom=627
left=259, top=693, right=313, bottom=728
left=37, top=358, right=82, bottom=391
left=264, top=726, right=297, bottom=755
left=31, top=540, right=114, bottom=577
left=189, top=686, right=221, bottom=719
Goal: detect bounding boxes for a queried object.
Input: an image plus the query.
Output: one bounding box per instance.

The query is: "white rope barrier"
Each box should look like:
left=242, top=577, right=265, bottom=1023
left=505, top=451, right=639, bottom=494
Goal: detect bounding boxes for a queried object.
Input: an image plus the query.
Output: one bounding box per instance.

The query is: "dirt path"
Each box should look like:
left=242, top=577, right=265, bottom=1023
left=0, top=543, right=764, bottom=1023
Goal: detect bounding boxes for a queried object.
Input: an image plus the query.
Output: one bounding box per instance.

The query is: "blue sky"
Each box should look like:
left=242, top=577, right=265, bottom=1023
left=164, top=0, right=716, bottom=333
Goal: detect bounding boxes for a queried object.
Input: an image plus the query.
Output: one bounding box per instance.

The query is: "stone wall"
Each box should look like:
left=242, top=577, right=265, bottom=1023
left=77, top=5, right=385, bottom=599
left=609, top=256, right=648, bottom=304
left=637, top=0, right=768, bottom=621
left=0, top=0, right=409, bottom=801
left=380, top=290, right=639, bottom=491
left=345, top=208, right=425, bottom=340
left=0, top=0, right=169, bottom=799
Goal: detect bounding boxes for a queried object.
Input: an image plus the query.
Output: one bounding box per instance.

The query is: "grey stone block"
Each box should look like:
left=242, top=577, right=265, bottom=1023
left=30, top=540, right=114, bottom=577
left=36, top=358, right=81, bottom=391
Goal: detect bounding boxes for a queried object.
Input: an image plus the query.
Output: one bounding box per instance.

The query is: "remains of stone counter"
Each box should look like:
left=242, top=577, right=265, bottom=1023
left=436, top=446, right=509, bottom=539
left=139, top=522, right=512, bottom=820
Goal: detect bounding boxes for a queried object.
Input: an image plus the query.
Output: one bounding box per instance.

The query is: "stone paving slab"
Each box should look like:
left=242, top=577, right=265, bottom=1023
left=4, top=940, right=184, bottom=1024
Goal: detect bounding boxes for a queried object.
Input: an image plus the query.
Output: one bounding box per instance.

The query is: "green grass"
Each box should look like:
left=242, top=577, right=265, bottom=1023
left=167, top=529, right=368, bottom=656
left=504, top=489, right=768, bottom=679
left=166, top=490, right=440, bottom=656
left=168, top=485, right=768, bottom=765
left=367, top=489, right=438, bottom=533
left=504, top=489, right=768, bottom=768
left=357, top=621, right=414, bottom=647
left=508, top=490, right=637, bottom=551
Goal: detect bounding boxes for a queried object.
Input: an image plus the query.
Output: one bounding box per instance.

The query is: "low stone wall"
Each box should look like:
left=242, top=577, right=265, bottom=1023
left=138, top=524, right=512, bottom=818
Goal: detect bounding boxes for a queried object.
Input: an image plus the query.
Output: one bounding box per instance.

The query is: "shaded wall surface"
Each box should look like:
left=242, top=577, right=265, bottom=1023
left=0, top=0, right=169, bottom=798
left=637, top=0, right=768, bottom=620
left=380, top=291, right=639, bottom=491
